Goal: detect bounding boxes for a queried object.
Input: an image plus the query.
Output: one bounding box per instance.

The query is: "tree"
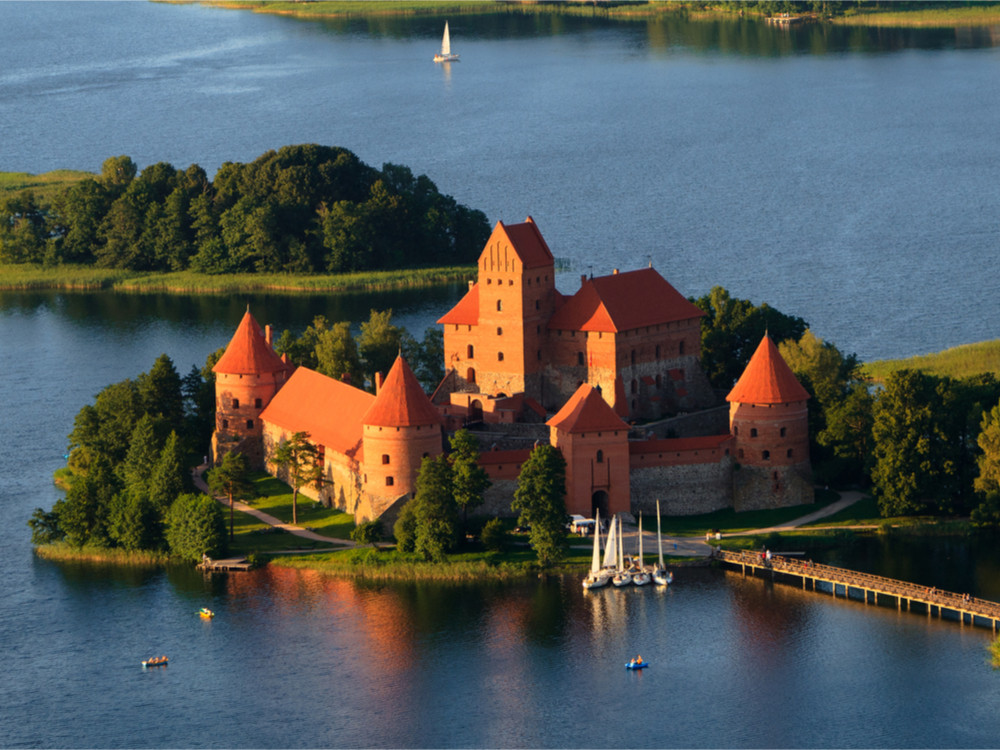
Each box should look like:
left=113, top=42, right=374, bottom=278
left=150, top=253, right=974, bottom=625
left=448, top=429, right=490, bottom=528
left=28, top=508, right=63, bottom=546
left=817, top=382, right=875, bottom=485
left=480, top=517, right=508, bottom=552
left=410, top=455, right=459, bottom=561
left=138, top=353, right=184, bottom=426
left=358, top=308, right=403, bottom=388
left=166, top=492, right=226, bottom=562
left=108, top=490, right=161, bottom=551
left=350, top=519, right=383, bottom=547
left=120, top=414, right=163, bottom=498
left=392, top=501, right=418, bottom=552
left=208, top=451, right=253, bottom=541
left=975, top=400, right=1000, bottom=496
left=272, top=431, right=323, bottom=525
left=512, top=444, right=568, bottom=567
left=314, top=321, right=363, bottom=384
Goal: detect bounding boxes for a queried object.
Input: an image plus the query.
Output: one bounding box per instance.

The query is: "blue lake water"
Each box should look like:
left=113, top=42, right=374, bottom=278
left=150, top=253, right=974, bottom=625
left=3, top=4, right=1000, bottom=747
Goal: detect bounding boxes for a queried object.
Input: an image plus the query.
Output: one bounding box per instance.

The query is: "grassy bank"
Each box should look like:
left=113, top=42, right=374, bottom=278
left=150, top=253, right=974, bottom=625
left=0, top=264, right=473, bottom=293
left=34, top=543, right=172, bottom=566
left=863, top=339, right=1000, bottom=383
left=832, top=4, right=1000, bottom=27
left=0, top=169, right=93, bottom=201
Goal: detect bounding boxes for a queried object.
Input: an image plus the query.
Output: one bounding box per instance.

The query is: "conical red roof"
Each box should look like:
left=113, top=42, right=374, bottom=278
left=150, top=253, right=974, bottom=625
left=726, top=335, right=810, bottom=405
left=362, top=355, right=441, bottom=427
left=547, top=384, right=629, bottom=433
left=213, top=309, right=287, bottom=376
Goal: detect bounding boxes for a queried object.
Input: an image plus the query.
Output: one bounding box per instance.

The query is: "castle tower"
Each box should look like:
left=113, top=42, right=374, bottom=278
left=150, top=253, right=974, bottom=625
left=361, top=355, right=444, bottom=519
left=547, top=384, right=631, bottom=518
left=726, top=334, right=813, bottom=511
left=211, top=308, right=292, bottom=468
left=439, top=217, right=557, bottom=400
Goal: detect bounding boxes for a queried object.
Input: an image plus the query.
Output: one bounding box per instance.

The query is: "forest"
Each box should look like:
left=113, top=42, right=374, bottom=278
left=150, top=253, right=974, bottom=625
left=0, top=144, right=491, bottom=275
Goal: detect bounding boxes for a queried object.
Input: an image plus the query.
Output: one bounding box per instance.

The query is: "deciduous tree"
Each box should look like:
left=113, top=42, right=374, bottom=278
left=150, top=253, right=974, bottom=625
left=512, top=444, right=568, bottom=567
left=272, top=431, right=323, bottom=525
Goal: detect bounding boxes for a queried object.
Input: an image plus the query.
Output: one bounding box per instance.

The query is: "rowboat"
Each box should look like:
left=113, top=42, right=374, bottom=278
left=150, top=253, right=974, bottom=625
left=199, top=607, right=214, bottom=619
left=142, top=656, right=168, bottom=668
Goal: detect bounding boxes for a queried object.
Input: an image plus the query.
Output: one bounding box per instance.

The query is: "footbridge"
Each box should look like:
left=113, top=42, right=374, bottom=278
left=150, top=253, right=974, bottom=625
left=715, top=548, right=1000, bottom=632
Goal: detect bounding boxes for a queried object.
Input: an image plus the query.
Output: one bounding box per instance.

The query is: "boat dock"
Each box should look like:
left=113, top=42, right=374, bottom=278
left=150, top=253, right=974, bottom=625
left=198, top=556, right=252, bottom=572
left=715, top=548, right=1000, bottom=632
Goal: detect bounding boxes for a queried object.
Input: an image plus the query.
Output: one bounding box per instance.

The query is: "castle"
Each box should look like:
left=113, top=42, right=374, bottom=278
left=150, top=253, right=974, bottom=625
left=211, top=217, right=814, bottom=524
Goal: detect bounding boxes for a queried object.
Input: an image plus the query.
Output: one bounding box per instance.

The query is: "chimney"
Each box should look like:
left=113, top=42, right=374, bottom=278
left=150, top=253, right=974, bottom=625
left=374, top=371, right=383, bottom=394
left=580, top=274, right=587, bottom=286
left=613, top=268, right=619, bottom=275
left=264, top=324, right=273, bottom=346
left=468, top=280, right=475, bottom=291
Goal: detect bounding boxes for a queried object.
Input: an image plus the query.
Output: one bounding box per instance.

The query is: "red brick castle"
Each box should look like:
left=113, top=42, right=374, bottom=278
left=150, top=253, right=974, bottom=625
left=211, top=217, right=814, bottom=523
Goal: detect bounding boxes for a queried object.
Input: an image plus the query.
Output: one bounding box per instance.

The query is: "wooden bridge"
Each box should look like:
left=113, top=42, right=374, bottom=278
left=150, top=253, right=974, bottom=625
left=715, top=548, right=1000, bottom=632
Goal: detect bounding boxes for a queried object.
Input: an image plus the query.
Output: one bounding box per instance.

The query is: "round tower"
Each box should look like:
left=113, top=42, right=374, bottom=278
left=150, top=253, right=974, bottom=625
left=361, top=355, right=443, bottom=518
left=726, top=335, right=812, bottom=510
left=211, top=308, right=292, bottom=468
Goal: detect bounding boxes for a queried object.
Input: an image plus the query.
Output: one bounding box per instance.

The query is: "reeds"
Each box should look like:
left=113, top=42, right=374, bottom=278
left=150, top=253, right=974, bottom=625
left=863, top=340, right=1000, bottom=383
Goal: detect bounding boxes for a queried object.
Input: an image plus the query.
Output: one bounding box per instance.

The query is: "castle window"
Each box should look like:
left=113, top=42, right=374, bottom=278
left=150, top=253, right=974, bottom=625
left=381, top=454, right=390, bottom=465
left=679, top=341, right=685, bottom=355
left=508, top=279, right=513, bottom=286
left=497, top=299, right=502, bottom=311
left=497, top=327, right=503, bottom=336
left=577, top=352, right=585, bottom=366
left=487, top=278, right=492, bottom=284
left=655, top=345, right=661, bottom=358
left=222, top=419, right=229, bottom=429
left=246, top=420, right=253, bottom=429
left=467, top=344, right=474, bottom=359
left=596, top=450, right=604, bottom=463
left=631, top=349, right=636, bottom=366
left=763, top=450, right=771, bottom=461
left=535, top=300, right=540, bottom=310
left=386, top=476, right=394, bottom=487
left=232, top=398, right=240, bottom=409
left=734, top=426, right=739, bottom=436
left=780, top=427, right=787, bottom=437
left=537, top=350, right=541, bottom=361
left=750, top=428, right=758, bottom=438
left=255, top=398, right=262, bottom=408
left=498, top=352, right=504, bottom=362
left=787, top=449, right=793, bottom=458
left=631, top=379, right=637, bottom=394
left=467, top=367, right=476, bottom=384
left=738, top=449, right=744, bottom=459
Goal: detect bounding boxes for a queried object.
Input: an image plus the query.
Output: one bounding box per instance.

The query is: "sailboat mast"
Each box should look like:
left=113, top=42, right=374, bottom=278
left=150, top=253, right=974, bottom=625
left=590, top=510, right=602, bottom=574
left=657, top=499, right=665, bottom=567
left=638, top=512, right=644, bottom=569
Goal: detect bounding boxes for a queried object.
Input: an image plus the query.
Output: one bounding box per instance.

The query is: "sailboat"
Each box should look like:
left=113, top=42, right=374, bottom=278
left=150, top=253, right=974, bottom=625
left=433, top=21, right=460, bottom=63
left=582, top=509, right=610, bottom=590
left=632, top=512, right=650, bottom=586
left=652, top=500, right=673, bottom=586
left=612, top=515, right=632, bottom=587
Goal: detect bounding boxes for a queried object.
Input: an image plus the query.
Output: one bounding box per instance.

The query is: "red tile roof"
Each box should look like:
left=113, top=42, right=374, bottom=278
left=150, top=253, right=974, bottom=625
left=547, top=268, right=704, bottom=333
left=213, top=309, right=289, bottom=376
left=726, top=335, right=811, bottom=405
left=547, top=384, right=629, bottom=433
left=363, top=355, right=442, bottom=427
left=495, top=216, right=554, bottom=270
left=259, top=367, right=373, bottom=457
left=438, top=282, right=480, bottom=326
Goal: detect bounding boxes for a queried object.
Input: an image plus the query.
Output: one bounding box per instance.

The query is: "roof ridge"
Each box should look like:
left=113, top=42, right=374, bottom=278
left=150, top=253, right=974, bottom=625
left=363, top=355, right=441, bottom=427
left=726, top=335, right=810, bottom=404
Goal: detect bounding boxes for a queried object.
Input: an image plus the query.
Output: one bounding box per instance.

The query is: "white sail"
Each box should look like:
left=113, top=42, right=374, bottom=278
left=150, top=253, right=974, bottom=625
left=657, top=500, right=664, bottom=568
left=441, top=22, right=451, bottom=56
left=602, top=513, right=617, bottom=569
left=590, top=509, right=602, bottom=574
left=617, top=515, right=625, bottom=572
left=638, top=512, right=644, bottom=570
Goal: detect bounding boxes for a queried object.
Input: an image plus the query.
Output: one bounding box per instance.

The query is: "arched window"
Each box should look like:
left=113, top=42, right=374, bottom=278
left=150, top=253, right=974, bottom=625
left=780, top=427, right=787, bottom=437
left=762, top=450, right=771, bottom=461
left=750, top=428, right=758, bottom=438
left=496, top=299, right=502, bottom=311
left=497, top=352, right=504, bottom=362
left=466, top=367, right=476, bottom=384
left=246, top=419, right=254, bottom=429
left=497, top=327, right=503, bottom=336
left=596, top=450, right=604, bottom=463
left=381, top=454, right=390, bottom=465
left=222, top=419, right=229, bottom=429
left=467, top=344, right=474, bottom=359
left=232, top=398, right=240, bottom=409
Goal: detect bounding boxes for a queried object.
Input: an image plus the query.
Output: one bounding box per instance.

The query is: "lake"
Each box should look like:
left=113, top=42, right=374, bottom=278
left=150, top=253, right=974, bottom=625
left=2, top=4, right=1000, bottom=747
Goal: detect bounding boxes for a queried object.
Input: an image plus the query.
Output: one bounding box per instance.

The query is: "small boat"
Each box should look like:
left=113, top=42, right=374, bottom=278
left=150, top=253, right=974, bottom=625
left=433, top=21, right=460, bottom=63
left=632, top=512, right=651, bottom=586
left=582, top=509, right=610, bottom=590
left=626, top=660, right=649, bottom=670
left=652, top=500, right=673, bottom=586
left=199, top=607, right=214, bottom=619
left=142, top=656, right=168, bottom=668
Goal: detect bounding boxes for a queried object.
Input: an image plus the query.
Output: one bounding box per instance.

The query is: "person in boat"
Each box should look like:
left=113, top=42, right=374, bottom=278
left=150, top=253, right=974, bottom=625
left=629, top=658, right=636, bottom=667
left=636, top=655, right=643, bottom=665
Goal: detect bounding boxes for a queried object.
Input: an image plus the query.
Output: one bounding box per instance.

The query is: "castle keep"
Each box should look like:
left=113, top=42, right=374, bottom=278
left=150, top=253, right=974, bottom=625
left=211, top=217, right=813, bottom=523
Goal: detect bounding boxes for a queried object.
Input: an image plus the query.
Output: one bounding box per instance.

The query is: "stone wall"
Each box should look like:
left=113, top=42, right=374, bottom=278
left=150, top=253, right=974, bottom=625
left=732, top=463, right=814, bottom=511
left=632, top=405, right=729, bottom=440
left=630, top=458, right=733, bottom=517
left=477, top=477, right=519, bottom=519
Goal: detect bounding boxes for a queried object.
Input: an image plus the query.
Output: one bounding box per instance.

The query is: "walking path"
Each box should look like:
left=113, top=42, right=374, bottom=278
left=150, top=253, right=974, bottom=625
left=192, top=465, right=354, bottom=548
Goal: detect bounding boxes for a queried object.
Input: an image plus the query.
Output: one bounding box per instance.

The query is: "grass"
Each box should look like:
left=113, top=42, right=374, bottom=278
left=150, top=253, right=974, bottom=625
left=862, top=339, right=1000, bottom=383
left=34, top=543, right=171, bottom=566
left=0, top=169, right=93, bottom=201
left=240, top=473, right=356, bottom=540
left=0, top=264, right=473, bottom=293
left=660, top=487, right=840, bottom=537
left=832, top=4, right=1000, bottom=27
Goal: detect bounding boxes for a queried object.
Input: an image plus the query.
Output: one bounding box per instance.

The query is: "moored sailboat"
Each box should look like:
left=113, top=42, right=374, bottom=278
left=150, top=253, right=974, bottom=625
left=652, top=500, right=673, bottom=586
left=433, top=21, right=460, bottom=62
left=582, top=509, right=610, bottom=590
left=632, top=512, right=650, bottom=586
left=612, top=515, right=632, bottom=587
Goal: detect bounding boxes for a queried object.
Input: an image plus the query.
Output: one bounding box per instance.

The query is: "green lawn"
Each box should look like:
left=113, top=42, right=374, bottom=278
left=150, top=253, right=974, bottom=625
left=660, top=488, right=840, bottom=537
left=240, top=473, right=356, bottom=539
left=0, top=169, right=93, bottom=200
left=862, top=339, right=1000, bottom=383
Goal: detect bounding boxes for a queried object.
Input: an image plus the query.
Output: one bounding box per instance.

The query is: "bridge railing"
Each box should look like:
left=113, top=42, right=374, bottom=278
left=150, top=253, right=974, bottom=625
left=714, top=548, right=1000, bottom=619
